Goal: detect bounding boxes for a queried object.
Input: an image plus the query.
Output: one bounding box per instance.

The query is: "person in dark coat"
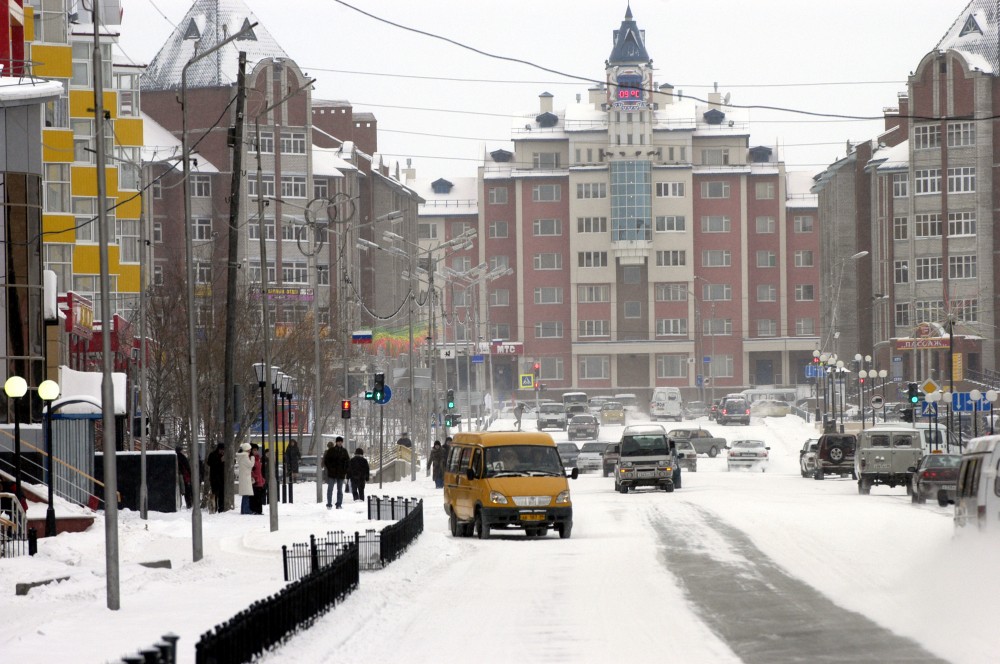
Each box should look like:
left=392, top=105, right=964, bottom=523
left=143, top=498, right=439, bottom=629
left=175, top=445, right=193, bottom=508
left=427, top=440, right=445, bottom=489
left=396, top=432, right=413, bottom=448
left=206, top=443, right=226, bottom=512
left=250, top=443, right=265, bottom=514
left=285, top=439, right=301, bottom=483
left=348, top=447, right=370, bottom=501
left=323, top=436, right=351, bottom=508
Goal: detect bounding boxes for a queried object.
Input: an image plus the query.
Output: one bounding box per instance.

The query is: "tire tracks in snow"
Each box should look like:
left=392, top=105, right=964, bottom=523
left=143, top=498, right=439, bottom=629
left=650, top=502, right=950, bottom=664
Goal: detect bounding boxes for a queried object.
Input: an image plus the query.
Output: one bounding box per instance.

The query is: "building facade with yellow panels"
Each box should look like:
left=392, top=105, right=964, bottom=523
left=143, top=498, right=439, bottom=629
left=26, top=0, right=144, bottom=329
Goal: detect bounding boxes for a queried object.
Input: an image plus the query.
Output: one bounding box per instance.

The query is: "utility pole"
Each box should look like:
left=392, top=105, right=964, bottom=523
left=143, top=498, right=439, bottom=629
left=222, top=52, right=247, bottom=512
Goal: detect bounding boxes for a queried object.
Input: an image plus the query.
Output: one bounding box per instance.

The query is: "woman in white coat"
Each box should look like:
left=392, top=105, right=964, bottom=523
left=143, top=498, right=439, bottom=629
left=236, top=442, right=255, bottom=514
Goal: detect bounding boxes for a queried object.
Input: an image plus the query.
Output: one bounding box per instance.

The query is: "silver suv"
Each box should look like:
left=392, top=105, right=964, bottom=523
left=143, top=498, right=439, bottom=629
left=855, top=427, right=923, bottom=495
left=615, top=424, right=679, bottom=493
left=537, top=403, right=568, bottom=431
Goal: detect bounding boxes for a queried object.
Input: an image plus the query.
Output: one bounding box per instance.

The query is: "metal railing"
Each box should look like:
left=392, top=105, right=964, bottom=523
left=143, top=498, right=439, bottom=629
left=0, top=492, right=35, bottom=558
left=111, top=634, right=179, bottom=664
left=196, top=544, right=359, bottom=664
left=367, top=495, right=421, bottom=521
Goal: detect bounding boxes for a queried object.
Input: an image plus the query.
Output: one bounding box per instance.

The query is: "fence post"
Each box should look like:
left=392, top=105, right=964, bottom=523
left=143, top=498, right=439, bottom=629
left=28, top=528, right=37, bottom=556
left=162, top=633, right=179, bottom=663
left=281, top=545, right=289, bottom=582
left=310, top=534, right=319, bottom=574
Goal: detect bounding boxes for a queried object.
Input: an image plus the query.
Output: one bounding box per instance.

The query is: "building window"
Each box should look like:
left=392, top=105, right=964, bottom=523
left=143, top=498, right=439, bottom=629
left=794, top=284, right=815, bottom=301
left=279, top=132, right=307, bottom=154
left=577, top=216, right=607, bottom=233
left=948, top=212, right=976, bottom=236
left=894, top=260, right=909, bottom=284
left=655, top=250, right=685, bottom=267
left=795, top=318, right=815, bottom=336
left=654, top=215, right=685, bottom=232
left=949, top=255, right=977, bottom=279
left=756, top=250, right=777, bottom=267
left=655, top=182, right=685, bottom=197
left=700, top=181, right=730, bottom=199
left=755, top=182, right=775, bottom=200
left=914, top=169, right=941, bottom=195
left=656, top=318, right=688, bottom=336
left=153, top=222, right=163, bottom=243
left=579, top=355, right=610, bottom=378
left=45, top=163, right=71, bottom=212
left=952, top=299, right=978, bottom=322
left=947, top=122, right=975, bottom=147
left=913, top=124, right=941, bottom=150
left=73, top=197, right=97, bottom=242
left=248, top=217, right=276, bottom=240
left=191, top=174, right=212, bottom=197
left=489, top=323, right=510, bottom=339
left=757, top=319, right=777, bottom=337
left=794, top=250, right=814, bottom=267
left=576, top=182, right=607, bottom=199
left=257, top=131, right=274, bottom=154
left=708, top=354, right=734, bottom=378
left=314, top=180, right=329, bottom=200
left=915, top=214, right=942, bottom=238
left=892, top=173, right=908, bottom=198
left=488, top=187, right=508, bottom=204
left=534, top=321, right=563, bottom=338
left=534, top=287, right=563, bottom=304
left=451, top=256, right=472, bottom=273
left=281, top=175, right=307, bottom=198
left=533, top=218, right=562, bottom=236
left=532, top=152, right=560, bottom=169
left=947, top=167, right=976, bottom=193
left=418, top=222, right=439, bottom=240
left=317, top=266, right=330, bottom=285
left=655, top=283, right=688, bottom=301
left=895, top=303, right=910, bottom=327
left=532, top=184, right=561, bottom=202
left=702, top=283, right=731, bottom=301
left=703, top=250, right=731, bottom=267
left=893, top=216, right=909, bottom=240
left=622, top=266, right=641, bottom=284
left=701, top=148, right=730, bottom=166
left=578, top=321, right=610, bottom=338
left=489, top=255, right=509, bottom=271
left=247, top=174, right=275, bottom=198
left=915, top=257, right=943, bottom=281
left=281, top=262, right=308, bottom=284
left=489, top=289, right=510, bottom=307
left=248, top=261, right=277, bottom=283
left=488, top=221, right=508, bottom=238
left=756, top=216, right=775, bottom=234
left=703, top=319, right=732, bottom=336
left=657, top=354, right=688, bottom=379
left=756, top=284, right=776, bottom=302
left=701, top=215, right=731, bottom=233
left=793, top=215, right=814, bottom=233
left=915, top=300, right=944, bottom=323
left=153, top=265, right=164, bottom=286
left=533, top=253, right=562, bottom=270
left=578, top=251, right=608, bottom=267
left=194, top=218, right=213, bottom=241
left=623, top=301, right=642, bottom=318
left=44, top=244, right=73, bottom=291
left=578, top=284, right=610, bottom=302
left=196, top=262, right=212, bottom=284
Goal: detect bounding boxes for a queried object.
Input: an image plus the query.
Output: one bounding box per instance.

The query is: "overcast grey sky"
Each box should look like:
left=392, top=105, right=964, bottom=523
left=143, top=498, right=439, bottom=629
left=120, top=0, right=971, bottom=180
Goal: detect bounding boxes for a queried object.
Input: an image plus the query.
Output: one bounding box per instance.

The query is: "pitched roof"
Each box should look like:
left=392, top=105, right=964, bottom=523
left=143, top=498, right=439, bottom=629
left=935, top=0, right=999, bottom=74
left=142, top=0, right=289, bottom=91
left=608, top=5, right=651, bottom=65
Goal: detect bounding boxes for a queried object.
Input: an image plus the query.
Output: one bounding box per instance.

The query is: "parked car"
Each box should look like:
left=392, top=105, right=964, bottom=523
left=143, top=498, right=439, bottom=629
left=567, top=414, right=600, bottom=441
left=717, top=398, right=751, bottom=426
left=556, top=442, right=581, bottom=469
left=727, top=439, right=770, bottom=472
left=909, top=452, right=961, bottom=505
left=602, top=442, right=620, bottom=477
left=537, top=403, right=568, bottom=431
left=600, top=400, right=626, bottom=425
left=576, top=441, right=607, bottom=473
left=673, top=440, right=697, bottom=472
left=855, top=426, right=922, bottom=495
left=667, top=427, right=727, bottom=458
left=683, top=401, right=709, bottom=419
left=799, top=438, right=819, bottom=478
left=814, top=433, right=856, bottom=480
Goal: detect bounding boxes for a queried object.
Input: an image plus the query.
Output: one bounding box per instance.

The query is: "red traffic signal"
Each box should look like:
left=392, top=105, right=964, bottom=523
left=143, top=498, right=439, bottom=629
left=341, top=399, right=352, bottom=419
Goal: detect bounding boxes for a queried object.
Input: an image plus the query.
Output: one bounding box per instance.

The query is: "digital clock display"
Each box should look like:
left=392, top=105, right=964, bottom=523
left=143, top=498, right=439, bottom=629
left=618, top=87, right=642, bottom=99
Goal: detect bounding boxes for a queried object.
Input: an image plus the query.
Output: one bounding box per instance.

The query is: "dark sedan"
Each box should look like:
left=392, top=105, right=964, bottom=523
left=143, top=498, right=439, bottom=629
left=567, top=414, right=600, bottom=440
left=556, top=442, right=581, bottom=469
left=909, top=453, right=961, bottom=506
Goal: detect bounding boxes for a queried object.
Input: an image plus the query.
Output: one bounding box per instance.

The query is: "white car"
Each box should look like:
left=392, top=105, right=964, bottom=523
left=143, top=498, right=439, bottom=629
left=727, top=439, right=769, bottom=472
left=575, top=441, right=606, bottom=473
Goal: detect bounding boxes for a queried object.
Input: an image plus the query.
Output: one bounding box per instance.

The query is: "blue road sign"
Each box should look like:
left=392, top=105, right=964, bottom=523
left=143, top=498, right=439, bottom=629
left=703, top=356, right=711, bottom=364
left=377, top=385, right=392, bottom=405
left=805, top=365, right=821, bottom=378
left=696, top=374, right=703, bottom=387
left=471, top=354, right=484, bottom=364
left=920, top=402, right=937, bottom=417
left=951, top=392, right=990, bottom=412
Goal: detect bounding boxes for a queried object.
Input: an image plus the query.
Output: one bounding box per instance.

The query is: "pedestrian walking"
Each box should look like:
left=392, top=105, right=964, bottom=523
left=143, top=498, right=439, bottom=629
left=250, top=443, right=265, bottom=514
left=428, top=440, right=445, bottom=489
left=348, top=447, right=370, bottom=501
left=323, top=436, right=351, bottom=508
left=236, top=442, right=254, bottom=515
left=285, top=438, right=301, bottom=483
left=261, top=446, right=270, bottom=505
left=206, top=443, right=226, bottom=512
left=514, top=403, right=525, bottom=431
left=175, top=445, right=193, bottom=508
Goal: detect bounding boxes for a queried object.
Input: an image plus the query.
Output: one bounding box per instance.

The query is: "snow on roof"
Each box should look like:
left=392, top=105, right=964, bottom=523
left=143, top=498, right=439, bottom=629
left=935, top=0, right=999, bottom=75
left=0, top=76, right=64, bottom=104
left=311, top=146, right=352, bottom=177
left=873, top=140, right=909, bottom=171
left=785, top=170, right=818, bottom=208
left=411, top=176, right=478, bottom=217
left=142, top=0, right=289, bottom=91
left=140, top=112, right=219, bottom=172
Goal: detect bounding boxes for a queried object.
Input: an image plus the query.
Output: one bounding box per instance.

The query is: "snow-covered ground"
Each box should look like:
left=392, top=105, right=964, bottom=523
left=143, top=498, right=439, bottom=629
left=2, top=413, right=996, bottom=663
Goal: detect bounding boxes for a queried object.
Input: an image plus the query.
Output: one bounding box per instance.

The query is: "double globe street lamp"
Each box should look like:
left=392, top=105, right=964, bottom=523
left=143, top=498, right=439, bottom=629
left=39, top=379, right=60, bottom=536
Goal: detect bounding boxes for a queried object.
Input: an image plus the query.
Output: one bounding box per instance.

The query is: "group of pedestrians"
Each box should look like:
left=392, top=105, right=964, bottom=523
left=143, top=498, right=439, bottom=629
left=235, top=441, right=268, bottom=514
left=321, top=436, right=370, bottom=508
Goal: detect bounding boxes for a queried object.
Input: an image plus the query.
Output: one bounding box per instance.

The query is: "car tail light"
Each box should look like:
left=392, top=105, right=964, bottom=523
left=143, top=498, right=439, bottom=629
left=744, top=409, right=750, bottom=415
left=922, top=470, right=939, bottom=480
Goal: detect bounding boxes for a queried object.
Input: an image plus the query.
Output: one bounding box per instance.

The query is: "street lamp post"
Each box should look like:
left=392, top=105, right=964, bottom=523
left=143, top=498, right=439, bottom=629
left=253, top=362, right=268, bottom=445
left=39, top=380, right=60, bottom=536
left=270, top=368, right=283, bottom=507
left=4, top=376, right=27, bottom=498
left=826, top=251, right=870, bottom=359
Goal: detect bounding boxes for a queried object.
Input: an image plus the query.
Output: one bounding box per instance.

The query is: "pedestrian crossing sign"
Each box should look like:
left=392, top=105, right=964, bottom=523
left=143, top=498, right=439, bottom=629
left=520, top=374, right=534, bottom=389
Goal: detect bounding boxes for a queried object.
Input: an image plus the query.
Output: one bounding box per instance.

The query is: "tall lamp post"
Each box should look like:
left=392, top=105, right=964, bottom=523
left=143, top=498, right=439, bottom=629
left=4, top=376, right=27, bottom=497
left=826, top=250, right=870, bottom=358
left=253, top=362, right=268, bottom=445
left=270, top=368, right=283, bottom=507
left=39, top=379, right=60, bottom=536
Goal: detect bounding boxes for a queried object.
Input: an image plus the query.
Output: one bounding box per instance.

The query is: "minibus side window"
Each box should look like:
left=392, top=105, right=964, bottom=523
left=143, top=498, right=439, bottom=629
left=471, top=448, right=483, bottom=478
left=448, top=446, right=464, bottom=474
left=458, top=447, right=471, bottom=475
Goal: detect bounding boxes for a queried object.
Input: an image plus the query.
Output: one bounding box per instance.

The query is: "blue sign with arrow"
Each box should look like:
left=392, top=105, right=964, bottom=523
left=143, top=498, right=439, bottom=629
left=377, top=385, right=392, bottom=405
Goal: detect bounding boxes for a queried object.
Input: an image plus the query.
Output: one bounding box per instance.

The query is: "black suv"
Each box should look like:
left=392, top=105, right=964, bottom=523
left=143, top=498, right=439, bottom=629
left=718, top=398, right=750, bottom=426
left=814, top=433, right=857, bottom=480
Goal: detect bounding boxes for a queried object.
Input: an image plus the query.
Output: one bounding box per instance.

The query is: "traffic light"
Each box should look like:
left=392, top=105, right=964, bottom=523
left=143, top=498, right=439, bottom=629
left=364, top=390, right=374, bottom=401
left=533, top=361, right=540, bottom=389
left=341, top=399, right=352, bottom=419
left=445, top=413, right=454, bottom=428
left=907, top=382, right=920, bottom=405
left=447, top=389, right=455, bottom=410
left=373, top=372, right=385, bottom=402
left=901, top=408, right=914, bottom=423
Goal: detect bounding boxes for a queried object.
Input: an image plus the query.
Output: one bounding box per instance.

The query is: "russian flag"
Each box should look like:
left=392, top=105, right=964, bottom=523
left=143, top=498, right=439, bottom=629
left=352, top=329, right=373, bottom=344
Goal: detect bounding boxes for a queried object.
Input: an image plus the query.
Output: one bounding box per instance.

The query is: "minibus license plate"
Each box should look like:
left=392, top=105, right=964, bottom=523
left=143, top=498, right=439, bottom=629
left=520, top=513, right=544, bottom=521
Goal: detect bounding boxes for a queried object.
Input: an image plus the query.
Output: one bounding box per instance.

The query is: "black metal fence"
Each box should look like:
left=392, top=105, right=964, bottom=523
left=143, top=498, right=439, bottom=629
left=367, top=494, right=422, bottom=520
left=0, top=492, right=36, bottom=558
left=111, top=634, right=179, bottom=663
left=196, top=543, right=359, bottom=664
left=379, top=500, right=424, bottom=565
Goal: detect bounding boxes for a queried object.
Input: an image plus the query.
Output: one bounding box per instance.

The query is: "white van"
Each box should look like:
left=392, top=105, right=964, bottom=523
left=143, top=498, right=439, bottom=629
left=650, top=387, right=683, bottom=422
left=953, top=435, right=1000, bottom=531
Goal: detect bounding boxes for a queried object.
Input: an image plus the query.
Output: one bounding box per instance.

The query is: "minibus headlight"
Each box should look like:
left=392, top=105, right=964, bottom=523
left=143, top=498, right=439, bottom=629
left=489, top=491, right=508, bottom=505
left=555, top=490, right=571, bottom=504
